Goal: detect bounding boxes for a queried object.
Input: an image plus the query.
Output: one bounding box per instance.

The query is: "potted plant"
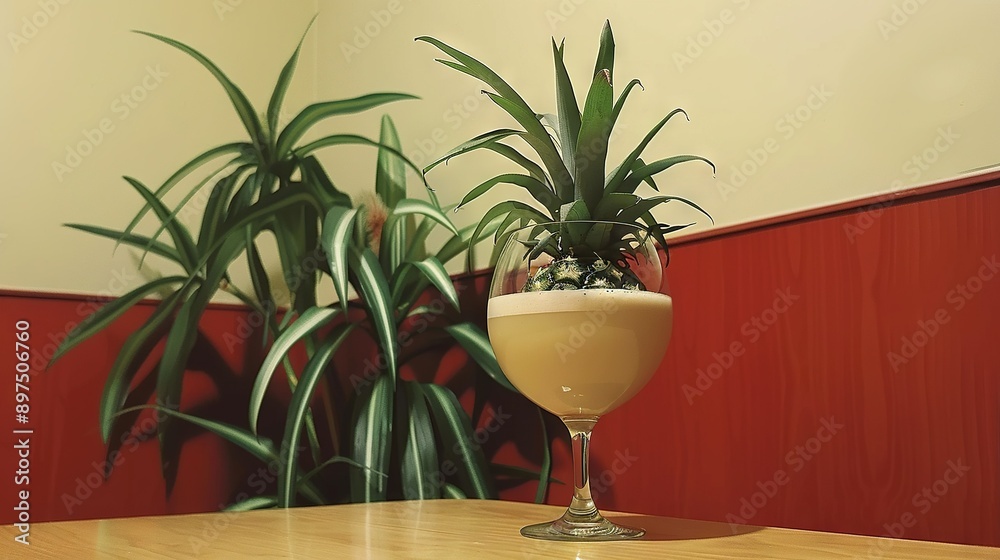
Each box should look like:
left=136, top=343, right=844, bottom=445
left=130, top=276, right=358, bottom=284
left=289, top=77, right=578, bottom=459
left=244, top=113, right=550, bottom=507
left=51, top=19, right=552, bottom=507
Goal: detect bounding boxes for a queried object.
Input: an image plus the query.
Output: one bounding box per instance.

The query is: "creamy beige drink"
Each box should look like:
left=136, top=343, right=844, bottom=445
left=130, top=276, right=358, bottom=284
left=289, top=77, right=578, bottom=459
left=487, top=289, right=673, bottom=417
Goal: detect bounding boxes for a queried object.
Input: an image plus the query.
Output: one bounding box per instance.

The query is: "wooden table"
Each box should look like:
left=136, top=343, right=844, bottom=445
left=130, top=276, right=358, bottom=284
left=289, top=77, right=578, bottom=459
left=2, top=500, right=996, bottom=559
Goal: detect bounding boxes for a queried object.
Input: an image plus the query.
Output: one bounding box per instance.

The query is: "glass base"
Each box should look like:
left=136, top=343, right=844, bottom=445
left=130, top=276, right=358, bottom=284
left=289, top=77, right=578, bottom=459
left=519, top=508, right=645, bottom=541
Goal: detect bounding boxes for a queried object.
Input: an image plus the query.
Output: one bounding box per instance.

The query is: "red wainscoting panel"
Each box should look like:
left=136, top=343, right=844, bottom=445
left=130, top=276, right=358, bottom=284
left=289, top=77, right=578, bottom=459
left=582, top=181, right=1000, bottom=547
left=0, top=279, right=537, bottom=526
left=0, top=296, right=263, bottom=524
left=1, top=174, right=998, bottom=548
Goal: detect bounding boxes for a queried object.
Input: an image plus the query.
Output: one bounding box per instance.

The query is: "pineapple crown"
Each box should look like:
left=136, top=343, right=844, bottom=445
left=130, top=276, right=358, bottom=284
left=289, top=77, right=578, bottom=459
left=417, top=20, right=715, bottom=268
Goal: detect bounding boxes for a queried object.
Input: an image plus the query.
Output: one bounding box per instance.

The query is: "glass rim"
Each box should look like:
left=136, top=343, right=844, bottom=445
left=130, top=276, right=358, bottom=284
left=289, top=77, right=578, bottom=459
left=507, top=220, right=652, bottom=232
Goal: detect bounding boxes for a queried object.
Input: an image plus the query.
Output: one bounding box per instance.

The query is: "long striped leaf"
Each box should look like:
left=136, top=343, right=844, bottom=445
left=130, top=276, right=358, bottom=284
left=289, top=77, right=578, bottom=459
left=399, top=381, right=440, bottom=499
left=278, top=324, right=355, bottom=507
left=157, top=235, right=245, bottom=493
left=418, top=383, right=495, bottom=499
left=378, top=199, right=458, bottom=274
left=120, top=142, right=251, bottom=243
left=266, top=16, right=317, bottom=143
left=120, top=404, right=326, bottom=506
left=205, top=189, right=319, bottom=268
left=383, top=199, right=458, bottom=240
left=227, top=171, right=261, bottom=217
left=99, top=289, right=187, bottom=443
left=376, top=115, right=409, bottom=274
left=350, top=247, right=398, bottom=381
left=276, top=93, right=417, bottom=157
left=398, top=202, right=456, bottom=262
left=134, top=31, right=266, bottom=153
left=442, top=483, right=467, bottom=499
left=300, top=155, right=352, bottom=210
left=122, top=404, right=277, bottom=462
left=404, top=215, right=437, bottom=262
left=535, top=408, right=552, bottom=503
left=98, top=364, right=157, bottom=479
left=156, top=290, right=203, bottom=488
left=431, top=219, right=495, bottom=271
left=66, top=224, right=183, bottom=266
left=379, top=218, right=406, bottom=276
left=394, top=216, right=481, bottom=312
left=350, top=373, right=394, bottom=502
left=245, top=229, right=274, bottom=343
left=154, top=290, right=201, bottom=426
left=293, top=134, right=426, bottom=183
left=273, top=203, right=317, bottom=314
left=392, top=257, right=459, bottom=311
left=249, top=307, right=340, bottom=433
left=444, top=323, right=515, bottom=392
left=197, top=168, right=247, bottom=251
left=49, top=276, right=186, bottom=367
left=144, top=160, right=253, bottom=262
left=297, top=456, right=371, bottom=490
left=321, top=207, right=359, bottom=313
left=123, top=177, right=198, bottom=271
left=375, top=114, right=406, bottom=209
left=225, top=496, right=277, bottom=512
left=394, top=199, right=455, bottom=231
left=411, top=257, right=458, bottom=310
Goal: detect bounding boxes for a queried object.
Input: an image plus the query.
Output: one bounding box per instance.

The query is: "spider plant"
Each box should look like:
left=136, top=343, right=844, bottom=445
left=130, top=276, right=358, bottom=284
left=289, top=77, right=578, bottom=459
left=47, top=19, right=429, bottom=494
left=240, top=114, right=552, bottom=506
left=48, top=20, right=553, bottom=506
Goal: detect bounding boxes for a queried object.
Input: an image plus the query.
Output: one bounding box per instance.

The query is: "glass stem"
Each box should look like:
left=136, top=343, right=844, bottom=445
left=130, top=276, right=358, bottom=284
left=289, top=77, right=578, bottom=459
left=563, top=417, right=601, bottom=521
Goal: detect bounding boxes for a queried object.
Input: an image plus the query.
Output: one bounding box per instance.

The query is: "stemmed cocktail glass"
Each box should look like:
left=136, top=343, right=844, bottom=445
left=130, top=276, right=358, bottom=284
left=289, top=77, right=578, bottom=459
left=486, top=221, right=673, bottom=541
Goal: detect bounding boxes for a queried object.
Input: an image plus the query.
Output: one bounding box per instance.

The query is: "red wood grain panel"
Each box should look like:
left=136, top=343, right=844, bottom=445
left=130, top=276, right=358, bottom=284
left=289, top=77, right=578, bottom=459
left=582, top=183, right=1000, bottom=547
left=0, top=297, right=263, bottom=524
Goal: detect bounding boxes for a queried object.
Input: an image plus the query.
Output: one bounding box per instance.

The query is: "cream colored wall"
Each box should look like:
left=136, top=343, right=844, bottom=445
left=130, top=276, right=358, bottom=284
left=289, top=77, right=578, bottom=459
left=0, top=1, right=320, bottom=298
left=315, top=0, right=1000, bottom=270
left=4, top=0, right=999, bottom=296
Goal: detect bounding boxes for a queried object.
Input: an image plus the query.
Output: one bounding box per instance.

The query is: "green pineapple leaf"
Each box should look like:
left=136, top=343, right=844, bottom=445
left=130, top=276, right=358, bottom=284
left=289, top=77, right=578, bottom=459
left=552, top=39, right=581, bottom=176
left=575, top=69, right=614, bottom=213
left=593, top=20, right=616, bottom=81
left=422, top=129, right=522, bottom=174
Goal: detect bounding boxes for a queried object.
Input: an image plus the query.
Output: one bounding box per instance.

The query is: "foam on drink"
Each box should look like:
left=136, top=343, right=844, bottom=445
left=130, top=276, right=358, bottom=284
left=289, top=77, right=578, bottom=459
left=487, top=289, right=673, bottom=417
